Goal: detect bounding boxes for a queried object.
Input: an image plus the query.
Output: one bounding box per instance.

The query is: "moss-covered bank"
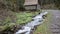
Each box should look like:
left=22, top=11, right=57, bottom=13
left=0, top=10, right=41, bottom=34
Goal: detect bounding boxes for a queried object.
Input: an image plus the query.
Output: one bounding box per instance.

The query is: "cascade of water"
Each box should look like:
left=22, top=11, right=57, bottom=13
left=15, top=12, right=48, bottom=34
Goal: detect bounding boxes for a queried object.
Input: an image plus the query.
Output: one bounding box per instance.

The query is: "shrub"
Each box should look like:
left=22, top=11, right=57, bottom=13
left=17, top=0, right=25, bottom=11
left=2, top=0, right=25, bottom=11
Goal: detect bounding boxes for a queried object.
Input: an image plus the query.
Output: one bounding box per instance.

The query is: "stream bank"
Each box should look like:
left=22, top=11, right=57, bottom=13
left=15, top=12, right=48, bottom=34
left=0, top=11, right=41, bottom=34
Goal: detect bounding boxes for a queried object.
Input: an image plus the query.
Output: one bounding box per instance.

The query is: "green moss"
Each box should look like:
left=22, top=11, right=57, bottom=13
left=0, top=23, right=15, bottom=31
left=16, top=11, right=41, bottom=24
left=0, top=11, right=41, bottom=32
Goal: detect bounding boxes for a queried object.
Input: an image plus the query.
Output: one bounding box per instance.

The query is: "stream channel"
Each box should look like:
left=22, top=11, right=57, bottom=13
left=15, top=12, right=48, bottom=34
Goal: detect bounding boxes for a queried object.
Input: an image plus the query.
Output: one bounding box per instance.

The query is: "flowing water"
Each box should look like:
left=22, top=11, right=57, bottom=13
left=15, top=12, right=48, bottom=34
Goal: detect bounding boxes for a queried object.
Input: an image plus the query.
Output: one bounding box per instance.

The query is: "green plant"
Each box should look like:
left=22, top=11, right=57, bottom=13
left=16, top=11, right=40, bottom=24
left=17, top=0, right=25, bottom=10
left=3, top=16, right=12, bottom=25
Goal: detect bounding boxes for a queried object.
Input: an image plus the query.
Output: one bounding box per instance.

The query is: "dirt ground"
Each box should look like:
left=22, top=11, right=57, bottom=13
left=42, top=10, right=60, bottom=34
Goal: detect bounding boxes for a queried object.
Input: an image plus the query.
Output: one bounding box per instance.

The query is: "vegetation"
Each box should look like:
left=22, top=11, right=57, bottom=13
left=16, top=11, right=41, bottom=24
left=39, top=0, right=60, bottom=9
left=0, top=0, right=25, bottom=11
left=0, top=0, right=60, bottom=34
left=0, top=0, right=25, bottom=33
left=0, top=11, right=16, bottom=32
left=17, top=0, right=25, bottom=10
left=0, top=10, right=41, bottom=34
left=33, top=12, right=52, bottom=34
left=55, top=0, right=60, bottom=9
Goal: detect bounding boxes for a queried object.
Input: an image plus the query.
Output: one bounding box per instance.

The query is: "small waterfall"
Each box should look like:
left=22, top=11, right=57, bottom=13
left=15, top=12, right=48, bottom=34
